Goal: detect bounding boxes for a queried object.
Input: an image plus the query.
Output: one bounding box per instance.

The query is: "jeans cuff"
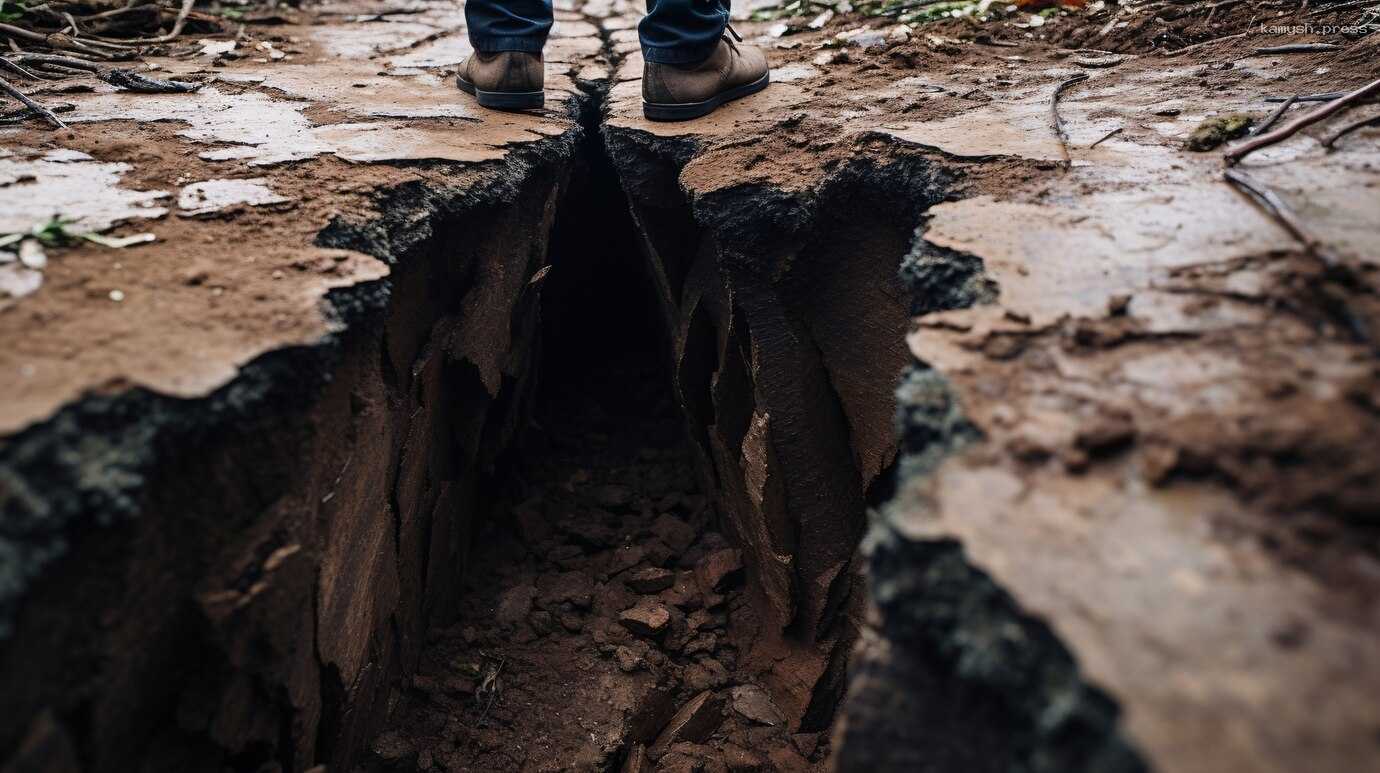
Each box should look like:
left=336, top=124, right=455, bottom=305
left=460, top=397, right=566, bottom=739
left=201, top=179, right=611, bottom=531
left=469, top=35, right=547, bottom=54
left=641, top=36, right=722, bottom=64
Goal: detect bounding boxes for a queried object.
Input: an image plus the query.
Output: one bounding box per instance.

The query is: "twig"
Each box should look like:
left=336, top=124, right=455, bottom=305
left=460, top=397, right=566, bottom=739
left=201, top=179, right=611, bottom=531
left=1306, top=0, right=1380, bottom=17
left=1161, top=31, right=1249, bottom=56
left=1226, top=77, right=1380, bottom=164
left=0, top=22, right=50, bottom=44
left=123, top=0, right=195, bottom=44
left=1226, top=168, right=1374, bottom=346
left=1223, top=169, right=1334, bottom=266
left=1322, top=113, right=1380, bottom=149
left=0, top=56, right=46, bottom=80
left=1266, top=92, right=1346, bottom=102
left=8, top=53, right=99, bottom=71
left=0, top=73, right=66, bottom=128
left=1252, top=95, right=1297, bottom=136
left=0, top=100, right=73, bottom=122
left=1254, top=43, right=1343, bottom=54
left=1089, top=126, right=1123, bottom=148
left=1050, top=73, right=1089, bottom=165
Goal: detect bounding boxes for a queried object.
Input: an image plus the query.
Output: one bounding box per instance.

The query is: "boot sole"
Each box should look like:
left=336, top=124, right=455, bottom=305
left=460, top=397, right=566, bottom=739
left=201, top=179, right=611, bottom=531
left=457, top=75, right=545, bottom=111
left=642, top=71, right=770, bottom=122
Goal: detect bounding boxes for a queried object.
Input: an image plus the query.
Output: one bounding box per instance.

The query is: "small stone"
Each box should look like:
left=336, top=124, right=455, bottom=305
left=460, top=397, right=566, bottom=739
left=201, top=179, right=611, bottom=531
left=661, top=572, right=702, bottom=610
left=528, top=610, right=557, bottom=637
left=560, top=612, right=585, bottom=633
left=846, top=30, right=887, bottom=50
left=650, top=514, right=696, bottom=553
left=494, top=583, right=536, bottom=627
left=614, top=645, right=645, bottom=673
left=625, top=566, right=675, bottom=594
left=619, top=600, right=671, bottom=638
left=655, top=751, right=702, bottom=773
left=730, top=685, right=785, bottom=727
left=682, top=659, right=729, bottom=693
left=513, top=502, right=552, bottom=546
left=592, top=483, right=634, bottom=509
left=370, top=731, right=415, bottom=763
left=686, top=609, right=718, bottom=632
left=790, top=732, right=820, bottom=757
left=695, top=548, right=744, bottom=593
left=606, top=544, right=646, bottom=576
left=108, top=289, right=125, bottom=302
left=681, top=633, right=717, bottom=656
left=539, top=571, right=595, bottom=610
left=18, top=239, right=46, bottom=270
left=1107, top=293, right=1132, bottom=317
left=722, top=744, right=765, bottom=773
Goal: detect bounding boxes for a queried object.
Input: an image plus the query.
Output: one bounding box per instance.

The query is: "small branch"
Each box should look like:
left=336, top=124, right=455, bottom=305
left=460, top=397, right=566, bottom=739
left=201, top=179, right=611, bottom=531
left=1254, top=43, right=1343, bottom=55
left=0, top=73, right=67, bottom=128
left=0, top=56, right=47, bottom=80
left=1050, top=73, right=1089, bottom=166
left=1306, top=0, right=1380, bottom=17
left=1161, top=31, right=1248, bottom=56
left=1226, top=77, right=1380, bottom=165
left=1322, top=113, right=1380, bottom=149
left=0, top=100, right=73, bottom=123
left=1223, top=169, right=1334, bottom=267
left=1266, top=92, right=1346, bottom=103
left=1089, top=126, right=1123, bottom=148
left=121, top=0, right=195, bottom=44
left=8, top=52, right=99, bottom=71
left=1252, top=95, right=1297, bottom=136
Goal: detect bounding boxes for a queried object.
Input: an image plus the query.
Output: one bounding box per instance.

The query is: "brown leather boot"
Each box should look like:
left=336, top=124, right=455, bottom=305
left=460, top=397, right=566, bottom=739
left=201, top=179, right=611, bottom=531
left=457, top=50, right=545, bottom=111
left=642, top=28, right=769, bottom=121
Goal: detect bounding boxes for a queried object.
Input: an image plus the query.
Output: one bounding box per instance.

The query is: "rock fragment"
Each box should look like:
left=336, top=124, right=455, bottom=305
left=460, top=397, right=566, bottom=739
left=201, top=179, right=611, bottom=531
left=622, top=743, right=650, bottom=772
left=614, top=645, right=645, bottom=673
left=539, top=570, right=595, bottom=610
left=649, top=691, right=724, bottom=757
left=593, top=483, right=635, bottom=509
left=494, top=583, right=536, bottom=627
left=722, top=743, right=765, bottom=772
left=619, top=600, right=671, bottom=637
left=625, top=566, right=675, bottom=594
left=730, top=685, right=784, bottom=727
left=695, top=548, right=744, bottom=593
left=649, top=513, right=696, bottom=553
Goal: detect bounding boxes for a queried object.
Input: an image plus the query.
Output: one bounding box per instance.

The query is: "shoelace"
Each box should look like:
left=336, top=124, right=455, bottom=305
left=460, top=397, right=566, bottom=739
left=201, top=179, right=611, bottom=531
left=724, top=23, right=742, bottom=49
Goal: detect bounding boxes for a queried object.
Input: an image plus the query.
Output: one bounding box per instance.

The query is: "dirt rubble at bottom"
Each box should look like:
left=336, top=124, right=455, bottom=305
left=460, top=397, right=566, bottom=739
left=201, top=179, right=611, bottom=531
left=363, top=357, right=827, bottom=773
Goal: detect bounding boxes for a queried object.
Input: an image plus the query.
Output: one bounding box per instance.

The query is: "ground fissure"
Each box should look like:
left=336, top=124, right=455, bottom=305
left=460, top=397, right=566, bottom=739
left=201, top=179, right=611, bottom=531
left=4, top=3, right=1380, bottom=773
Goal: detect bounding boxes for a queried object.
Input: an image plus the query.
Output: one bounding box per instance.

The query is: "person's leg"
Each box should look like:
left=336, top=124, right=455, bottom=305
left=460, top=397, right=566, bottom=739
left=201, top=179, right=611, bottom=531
left=639, top=0, right=768, bottom=121
left=639, top=0, right=729, bottom=64
left=466, top=0, right=553, bottom=54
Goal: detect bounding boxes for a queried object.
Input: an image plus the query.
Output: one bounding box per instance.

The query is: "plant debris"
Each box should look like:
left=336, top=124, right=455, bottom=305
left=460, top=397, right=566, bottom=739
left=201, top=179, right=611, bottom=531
left=1185, top=113, right=1253, bottom=151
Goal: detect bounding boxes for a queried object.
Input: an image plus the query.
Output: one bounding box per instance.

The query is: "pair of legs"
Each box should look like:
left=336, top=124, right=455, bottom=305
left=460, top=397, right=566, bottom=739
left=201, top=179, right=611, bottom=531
left=457, top=0, right=769, bottom=119
left=466, top=0, right=731, bottom=66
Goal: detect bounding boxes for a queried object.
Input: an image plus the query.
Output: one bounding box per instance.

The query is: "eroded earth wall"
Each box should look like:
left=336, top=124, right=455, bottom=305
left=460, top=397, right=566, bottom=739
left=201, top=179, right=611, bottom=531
left=0, top=141, right=578, bottom=771
left=602, top=130, right=955, bottom=728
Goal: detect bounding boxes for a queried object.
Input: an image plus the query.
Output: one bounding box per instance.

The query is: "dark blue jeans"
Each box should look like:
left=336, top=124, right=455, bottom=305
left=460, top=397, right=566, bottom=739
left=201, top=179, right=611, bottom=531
left=466, top=0, right=728, bottom=64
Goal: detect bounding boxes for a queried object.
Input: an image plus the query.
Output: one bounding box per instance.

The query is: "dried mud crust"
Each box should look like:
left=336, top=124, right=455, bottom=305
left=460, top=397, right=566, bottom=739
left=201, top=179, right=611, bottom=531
left=365, top=358, right=826, bottom=773
left=786, top=13, right=1380, bottom=773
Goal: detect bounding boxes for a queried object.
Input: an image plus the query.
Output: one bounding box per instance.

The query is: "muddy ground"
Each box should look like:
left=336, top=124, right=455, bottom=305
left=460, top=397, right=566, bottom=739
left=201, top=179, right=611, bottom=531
left=2, top=0, right=1379, bottom=772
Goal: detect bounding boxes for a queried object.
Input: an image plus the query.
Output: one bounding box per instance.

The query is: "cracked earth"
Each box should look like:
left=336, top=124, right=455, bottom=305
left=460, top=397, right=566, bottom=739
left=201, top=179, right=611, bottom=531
left=1, top=1, right=1379, bottom=772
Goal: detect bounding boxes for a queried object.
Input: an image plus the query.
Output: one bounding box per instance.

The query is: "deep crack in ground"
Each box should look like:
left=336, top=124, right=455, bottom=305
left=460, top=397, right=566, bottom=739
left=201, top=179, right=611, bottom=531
left=362, top=123, right=830, bottom=772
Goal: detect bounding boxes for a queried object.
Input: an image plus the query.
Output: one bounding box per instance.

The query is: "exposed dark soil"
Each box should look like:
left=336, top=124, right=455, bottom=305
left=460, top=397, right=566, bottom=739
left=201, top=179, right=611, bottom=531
left=362, top=240, right=826, bottom=772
